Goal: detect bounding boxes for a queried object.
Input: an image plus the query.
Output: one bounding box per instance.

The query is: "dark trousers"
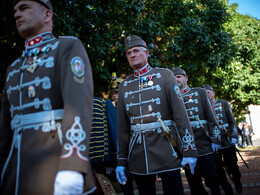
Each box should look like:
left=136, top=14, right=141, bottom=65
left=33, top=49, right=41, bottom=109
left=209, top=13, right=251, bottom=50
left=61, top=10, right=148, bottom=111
left=121, top=168, right=134, bottom=195
left=214, top=152, right=233, bottom=195
left=218, top=145, right=241, bottom=185
left=185, top=153, right=220, bottom=195
left=133, top=169, right=183, bottom=195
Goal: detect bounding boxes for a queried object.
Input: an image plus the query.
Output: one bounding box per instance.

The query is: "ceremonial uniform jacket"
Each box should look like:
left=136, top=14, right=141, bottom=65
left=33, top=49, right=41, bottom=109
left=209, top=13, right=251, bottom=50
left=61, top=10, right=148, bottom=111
left=0, top=32, right=95, bottom=195
left=90, top=97, right=117, bottom=167
left=117, top=64, right=197, bottom=175
left=181, top=86, right=221, bottom=156
left=211, top=98, right=238, bottom=149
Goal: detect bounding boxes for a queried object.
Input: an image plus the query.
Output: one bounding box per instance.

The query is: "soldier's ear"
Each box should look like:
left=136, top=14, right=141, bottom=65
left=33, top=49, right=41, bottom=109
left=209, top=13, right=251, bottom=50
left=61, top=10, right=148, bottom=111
left=145, top=49, right=149, bottom=57
left=45, top=9, right=53, bottom=22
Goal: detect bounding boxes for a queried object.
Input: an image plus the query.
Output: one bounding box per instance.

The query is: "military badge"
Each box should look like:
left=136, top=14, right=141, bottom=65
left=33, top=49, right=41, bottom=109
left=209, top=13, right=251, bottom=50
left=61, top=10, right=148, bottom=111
left=28, top=85, right=36, bottom=98
left=148, top=105, right=153, bottom=112
left=174, top=85, right=182, bottom=99
left=26, top=56, right=39, bottom=73
left=71, top=56, right=85, bottom=83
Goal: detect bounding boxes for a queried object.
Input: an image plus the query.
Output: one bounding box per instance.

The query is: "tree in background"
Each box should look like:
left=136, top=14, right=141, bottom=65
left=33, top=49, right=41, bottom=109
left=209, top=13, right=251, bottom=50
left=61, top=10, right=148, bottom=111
left=0, top=0, right=259, bottom=120
left=214, top=2, right=260, bottom=121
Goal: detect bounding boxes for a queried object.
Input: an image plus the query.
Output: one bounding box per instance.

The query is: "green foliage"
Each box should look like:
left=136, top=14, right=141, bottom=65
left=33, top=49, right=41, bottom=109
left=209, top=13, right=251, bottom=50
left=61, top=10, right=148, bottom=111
left=0, top=0, right=259, bottom=120
left=216, top=3, right=260, bottom=121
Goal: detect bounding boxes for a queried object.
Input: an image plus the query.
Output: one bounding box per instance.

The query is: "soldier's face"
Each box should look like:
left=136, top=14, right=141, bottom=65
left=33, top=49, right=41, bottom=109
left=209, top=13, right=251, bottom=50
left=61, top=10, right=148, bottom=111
left=206, top=90, right=215, bottom=101
left=174, top=74, right=188, bottom=90
left=14, top=1, right=47, bottom=39
left=111, top=91, right=119, bottom=103
left=126, top=47, right=149, bottom=70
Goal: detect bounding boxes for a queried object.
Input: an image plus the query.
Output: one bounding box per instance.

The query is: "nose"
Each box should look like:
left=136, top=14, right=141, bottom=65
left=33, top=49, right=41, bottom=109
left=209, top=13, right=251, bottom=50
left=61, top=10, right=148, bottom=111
left=14, top=9, right=21, bottom=20
left=130, top=52, right=136, bottom=58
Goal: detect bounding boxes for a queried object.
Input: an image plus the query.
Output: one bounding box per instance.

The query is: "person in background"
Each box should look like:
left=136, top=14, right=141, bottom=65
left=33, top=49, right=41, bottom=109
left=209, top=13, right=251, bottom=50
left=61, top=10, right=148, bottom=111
left=0, top=0, right=95, bottom=194
left=242, top=122, right=251, bottom=147
left=90, top=97, right=118, bottom=195
left=108, top=72, right=134, bottom=195
left=116, top=35, right=197, bottom=195
left=109, top=72, right=124, bottom=108
left=172, top=67, right=227, bottom=195
left=203, top=84, right=243, bottom=193
left=248, top=124, right=255, bottom=147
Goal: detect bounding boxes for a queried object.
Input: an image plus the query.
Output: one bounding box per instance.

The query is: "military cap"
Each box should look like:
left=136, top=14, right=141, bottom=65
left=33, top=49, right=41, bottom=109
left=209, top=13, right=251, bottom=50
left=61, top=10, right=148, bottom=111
left=171, top=67, right=187, bottom=76
left=14, top=0, right=53, bottom=11
left=109, top=72, right=123, bottom=92
left=202, top=84, right=214, bottom=91
left=124, top=35, right=147, bottom=52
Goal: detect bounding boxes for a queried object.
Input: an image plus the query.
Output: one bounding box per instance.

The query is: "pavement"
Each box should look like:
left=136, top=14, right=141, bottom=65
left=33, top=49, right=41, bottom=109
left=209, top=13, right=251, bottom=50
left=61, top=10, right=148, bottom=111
left=118, top=138, right=260, bottom=195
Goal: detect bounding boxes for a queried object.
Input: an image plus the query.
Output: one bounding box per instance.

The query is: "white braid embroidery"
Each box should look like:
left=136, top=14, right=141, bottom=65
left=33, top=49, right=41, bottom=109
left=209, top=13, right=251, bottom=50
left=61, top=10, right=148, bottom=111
left=182, top=129, right=196, bottom=151
left=61, top=116, right=88, bottom=162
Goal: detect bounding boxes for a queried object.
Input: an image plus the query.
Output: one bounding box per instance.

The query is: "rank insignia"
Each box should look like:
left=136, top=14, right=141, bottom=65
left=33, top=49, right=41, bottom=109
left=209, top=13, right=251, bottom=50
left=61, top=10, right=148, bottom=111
left=174, top=85, right=182, bottom=99
left=71, top=56, right=85, bottom=83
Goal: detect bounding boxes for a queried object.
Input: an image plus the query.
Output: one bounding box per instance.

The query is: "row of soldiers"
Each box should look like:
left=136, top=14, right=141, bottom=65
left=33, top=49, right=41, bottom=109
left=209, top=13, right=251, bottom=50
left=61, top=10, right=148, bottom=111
left=0, top=0, right=242, bottom=195
left=113, top=35, right=243, bottom=195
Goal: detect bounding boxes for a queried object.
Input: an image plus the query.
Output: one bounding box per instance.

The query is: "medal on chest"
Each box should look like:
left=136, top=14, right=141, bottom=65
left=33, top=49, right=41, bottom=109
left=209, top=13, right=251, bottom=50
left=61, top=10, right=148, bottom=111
left=147, top=75, right=153, bottom=86
left=140, top=77, right=144, bottom=89
left=188, top=95, right=193, bottom=102
left=25, top=45, right=52, bottom=74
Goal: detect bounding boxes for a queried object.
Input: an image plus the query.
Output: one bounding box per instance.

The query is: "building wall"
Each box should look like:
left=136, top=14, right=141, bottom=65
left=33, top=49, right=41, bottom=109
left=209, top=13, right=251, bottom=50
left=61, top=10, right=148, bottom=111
left=246, top=105, right=260, bottom=139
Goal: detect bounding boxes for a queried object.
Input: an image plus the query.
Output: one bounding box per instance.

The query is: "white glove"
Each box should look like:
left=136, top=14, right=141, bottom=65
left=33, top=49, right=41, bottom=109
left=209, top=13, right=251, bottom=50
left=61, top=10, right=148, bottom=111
left=54, top=170, right=84, bottom=195
left=115, top=166, right=127, bottom=185
left=231, top=138, right=238, bottom=145
left=181, top=157, right=197, bottom=174
left=211, top=143, right=221, bottom=152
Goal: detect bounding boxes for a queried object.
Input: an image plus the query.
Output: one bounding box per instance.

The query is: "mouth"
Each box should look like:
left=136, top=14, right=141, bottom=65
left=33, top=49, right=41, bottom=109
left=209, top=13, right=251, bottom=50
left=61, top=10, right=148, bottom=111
left=17, top=20, right=23, bottom=27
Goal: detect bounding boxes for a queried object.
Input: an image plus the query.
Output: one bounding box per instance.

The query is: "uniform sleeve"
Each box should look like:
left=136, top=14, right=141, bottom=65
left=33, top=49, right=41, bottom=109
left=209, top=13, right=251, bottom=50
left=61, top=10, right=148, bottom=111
left=105, top=99, right=117, bottom=152
left=224, top=100, right=238, bottom=139
left=58, top=38, right=93, bottom=174
left=166, top=71, right=197, bottom=157
left=201, top=89, right=221, bottom=144
left=0, top=83, right=13, bottom=175
left=117, top=83, right=131, bottom=167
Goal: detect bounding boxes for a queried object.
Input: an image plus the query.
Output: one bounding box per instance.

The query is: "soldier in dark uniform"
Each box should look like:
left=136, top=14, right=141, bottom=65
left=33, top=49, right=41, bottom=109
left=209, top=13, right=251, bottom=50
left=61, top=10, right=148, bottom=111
left=108, top=73, right=134, bottom=195
left=172, top=67, right=222, bottom=195
left=109, top=72, right=124, bottom=108
left=0, top=0, right=95, bottom=194
left=115, top=35, right=198, bottom=195
left=203, top=84, right=242, bottom=193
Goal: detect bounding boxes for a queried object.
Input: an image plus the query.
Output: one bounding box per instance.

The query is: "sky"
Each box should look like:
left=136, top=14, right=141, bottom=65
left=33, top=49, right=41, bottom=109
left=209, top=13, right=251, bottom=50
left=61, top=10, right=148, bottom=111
left=229, top=0, right=260, bottom=19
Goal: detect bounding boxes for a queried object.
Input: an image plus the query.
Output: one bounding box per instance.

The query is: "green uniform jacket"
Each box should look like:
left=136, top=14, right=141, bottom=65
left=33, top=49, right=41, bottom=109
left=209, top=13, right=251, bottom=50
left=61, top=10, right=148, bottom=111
left=182, top=86, right=221, bottom=156
left=211, top=98, right=238, bottom=149
left=0, top=32, right=95, bottom=195
left=117, top=64, right=197, bottom=175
